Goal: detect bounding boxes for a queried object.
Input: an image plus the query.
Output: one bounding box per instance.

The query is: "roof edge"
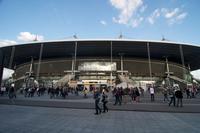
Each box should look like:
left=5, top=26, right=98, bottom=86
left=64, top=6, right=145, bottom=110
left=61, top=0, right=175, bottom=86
left=0, top=38, right=200, bottom=49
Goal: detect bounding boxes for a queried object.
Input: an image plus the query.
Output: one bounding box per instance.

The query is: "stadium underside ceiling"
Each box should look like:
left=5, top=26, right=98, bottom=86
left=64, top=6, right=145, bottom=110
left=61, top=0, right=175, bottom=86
left=0, top=40, right=199, bottom=70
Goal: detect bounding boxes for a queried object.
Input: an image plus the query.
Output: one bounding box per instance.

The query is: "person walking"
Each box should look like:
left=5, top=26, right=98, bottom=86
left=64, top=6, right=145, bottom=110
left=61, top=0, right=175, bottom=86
left=169, top=88, right=176, bottom=106
left=114, top=88, right=121, bottom=105
left=119, top=88, right=123, bottom=105
left=9, top=84, right=16, bottom=99
left=175, top=88, right=183, bottom=107
left=131, top=87, right=137, bottom=102
left=135, top=87, right=140, bottom=102
left=123, top=87, right=130, bottom=104
left=163, top=88, right=169, bottom=102
left=150, top=86, right=155, bottom=102
left=83, top=87, right=88, bottom=98
left=94, top=88, right=101, bottom=115
left=186, top=88, right=191, bottom=99
left=102, top=91, right=108, bottom=113
left=139, top=87, right=144, bottom=97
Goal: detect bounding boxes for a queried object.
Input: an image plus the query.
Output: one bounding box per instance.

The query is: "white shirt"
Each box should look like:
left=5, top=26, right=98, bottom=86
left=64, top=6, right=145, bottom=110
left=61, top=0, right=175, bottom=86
left=150, top=87, right=154, bottom=94
left=1, top=87, right=6, bottom=92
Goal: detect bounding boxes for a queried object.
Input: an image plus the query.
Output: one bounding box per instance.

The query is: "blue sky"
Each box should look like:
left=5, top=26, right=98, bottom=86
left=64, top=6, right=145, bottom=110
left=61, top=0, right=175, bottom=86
left=0, top=0, right=200, bottom=44
left=1, top=0, right=200, bottom=78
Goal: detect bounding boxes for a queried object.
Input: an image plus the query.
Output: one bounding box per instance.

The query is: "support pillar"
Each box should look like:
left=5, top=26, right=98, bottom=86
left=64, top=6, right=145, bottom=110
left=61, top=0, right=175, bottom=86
left=71, top=58, right=74, bottom=75
left=147, top=42, right=152, bottom=79
left=179, top=45, right=186, bottom=79
left=188, top=64, right=191, bottom=72
left=74, top=41, right=77, bottom=77
left=187, top=64, right=192, bottom=83
left=9, top=46, right=15, bottom=69
left=165, top=57, right=170, bottom=87
left=110, top=41, right=113, bottom=88
left=0, top=51, right=5, bottom=86
left=36, top=43, right=44, bottom=81
left=119, top=53, right=124, bottom=75
left=165, top=57, right=170, bottom=77
left=29, top=57, right=34, bottom=76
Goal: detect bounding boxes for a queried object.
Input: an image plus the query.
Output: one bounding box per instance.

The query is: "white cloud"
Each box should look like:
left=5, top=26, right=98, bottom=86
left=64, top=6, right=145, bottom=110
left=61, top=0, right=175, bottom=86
left=110, top=0, right=143, bottom=27
left=191, top=70, right=200, bottom=80
left=17, top=32, right=44, bottom=42
left=110, top=0, right=187, bottom=27
left=3, top=68, right=14, bottom=80
left=100, top=20, right=107, bottom=25
left=164, top=8, right=179, bottom=19
left=131, top=17, right=143, bottom=27
left=162, top=8, right=187, bottom=25
left=140, top=5, right=147, bottom=13
left=148, top=9, right=160, bottom=24
left=176, top=12, right=187, bottom=20
left=147, top=7, right=187, bottom=25
left=0, top=40, right=16, bottom=47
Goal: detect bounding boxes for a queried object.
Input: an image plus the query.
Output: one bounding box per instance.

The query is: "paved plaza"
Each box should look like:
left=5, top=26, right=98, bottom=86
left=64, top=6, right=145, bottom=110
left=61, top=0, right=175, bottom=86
left=0, top=104, right=200, bottom=133
left=1, top=92, right=200, bottom=113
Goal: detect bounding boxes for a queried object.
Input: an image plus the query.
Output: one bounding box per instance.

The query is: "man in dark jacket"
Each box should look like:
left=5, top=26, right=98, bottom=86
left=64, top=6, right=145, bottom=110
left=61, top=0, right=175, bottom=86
left=102, top=91, right=108, bottom=113
left=169, top=88, right=176, bottom=107
left=114, top=88, right=121, bottom=105
left=94, top=88, right=101, bottom=115
left=9, top=85, right=16, bottom=99
left=175, top=89, right=183, bottom=107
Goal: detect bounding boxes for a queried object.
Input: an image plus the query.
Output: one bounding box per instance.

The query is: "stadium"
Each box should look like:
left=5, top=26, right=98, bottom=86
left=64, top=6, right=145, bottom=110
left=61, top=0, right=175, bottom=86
left=0, top=39, right=200, bottom=90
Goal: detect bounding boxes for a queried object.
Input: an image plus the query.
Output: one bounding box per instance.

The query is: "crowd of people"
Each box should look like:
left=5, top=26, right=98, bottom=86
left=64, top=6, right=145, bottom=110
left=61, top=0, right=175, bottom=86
left=164, top=86, right=199, bottom=107
left=92, top=85, right=199, bottom=115
left=93, top=88, right=109, bottom=115
left=112, top=86, right=145, bottom=105
left=0, top=83, right=200, bottom=114
left=0, top=85, right=16, bottom=99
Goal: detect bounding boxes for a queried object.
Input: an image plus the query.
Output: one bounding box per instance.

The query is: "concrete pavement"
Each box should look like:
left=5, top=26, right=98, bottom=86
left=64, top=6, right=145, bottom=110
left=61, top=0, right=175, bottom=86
left=0, top=92, right=200, bottom=113
left=0, top=105, right=200, bottom=133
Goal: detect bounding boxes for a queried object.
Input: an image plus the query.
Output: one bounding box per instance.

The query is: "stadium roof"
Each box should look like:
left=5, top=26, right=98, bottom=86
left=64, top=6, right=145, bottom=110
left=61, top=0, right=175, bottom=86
left=0, top=39, right=200, bottom=70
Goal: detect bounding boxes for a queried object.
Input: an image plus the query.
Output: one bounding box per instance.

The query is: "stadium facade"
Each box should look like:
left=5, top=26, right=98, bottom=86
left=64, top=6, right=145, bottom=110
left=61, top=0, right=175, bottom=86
left=0, top=39, right=199, bottom=89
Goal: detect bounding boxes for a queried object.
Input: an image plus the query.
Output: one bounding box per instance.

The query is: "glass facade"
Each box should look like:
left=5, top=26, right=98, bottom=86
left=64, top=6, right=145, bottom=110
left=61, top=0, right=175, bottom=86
left=78, top=62, right=116, bottom=71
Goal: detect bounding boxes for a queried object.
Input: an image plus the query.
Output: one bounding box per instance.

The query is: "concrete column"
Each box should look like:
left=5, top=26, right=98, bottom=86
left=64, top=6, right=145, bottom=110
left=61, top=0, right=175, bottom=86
left=188, top=64, right=191, bottom=72
left=179, top=45, right=186, bottom=79
left=36, top=43, right=44, bottom=81
left=0, top=50, right=5, bottom=86
left=71, top=58, right=74, bottom=75
left=187, top=64, right=192, bottom=82
left=147, top=42, right=152, bottom=78
left=119, top=53, right=124, bottom=75
left=9, top=46, right=15, bottom=69
left=110, top=41, right=113, bottom=88
left=74, top=41, right=77, bottom=76
left=29, top=57, right=34, bottom=77
left=165, top=57, right=170, bottom=77
left=165, top=57, right=171, bottom=87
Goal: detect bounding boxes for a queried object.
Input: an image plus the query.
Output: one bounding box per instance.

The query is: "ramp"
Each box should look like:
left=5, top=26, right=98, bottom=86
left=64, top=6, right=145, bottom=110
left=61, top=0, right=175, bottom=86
left=55, top=74, right=74, bottom=87
left=168, top=75, right=189, bottom=84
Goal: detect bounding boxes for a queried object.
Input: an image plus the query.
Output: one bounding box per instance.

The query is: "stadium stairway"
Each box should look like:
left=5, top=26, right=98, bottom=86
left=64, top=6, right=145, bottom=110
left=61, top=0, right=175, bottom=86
left=55, top=74, right=74, bottom=87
